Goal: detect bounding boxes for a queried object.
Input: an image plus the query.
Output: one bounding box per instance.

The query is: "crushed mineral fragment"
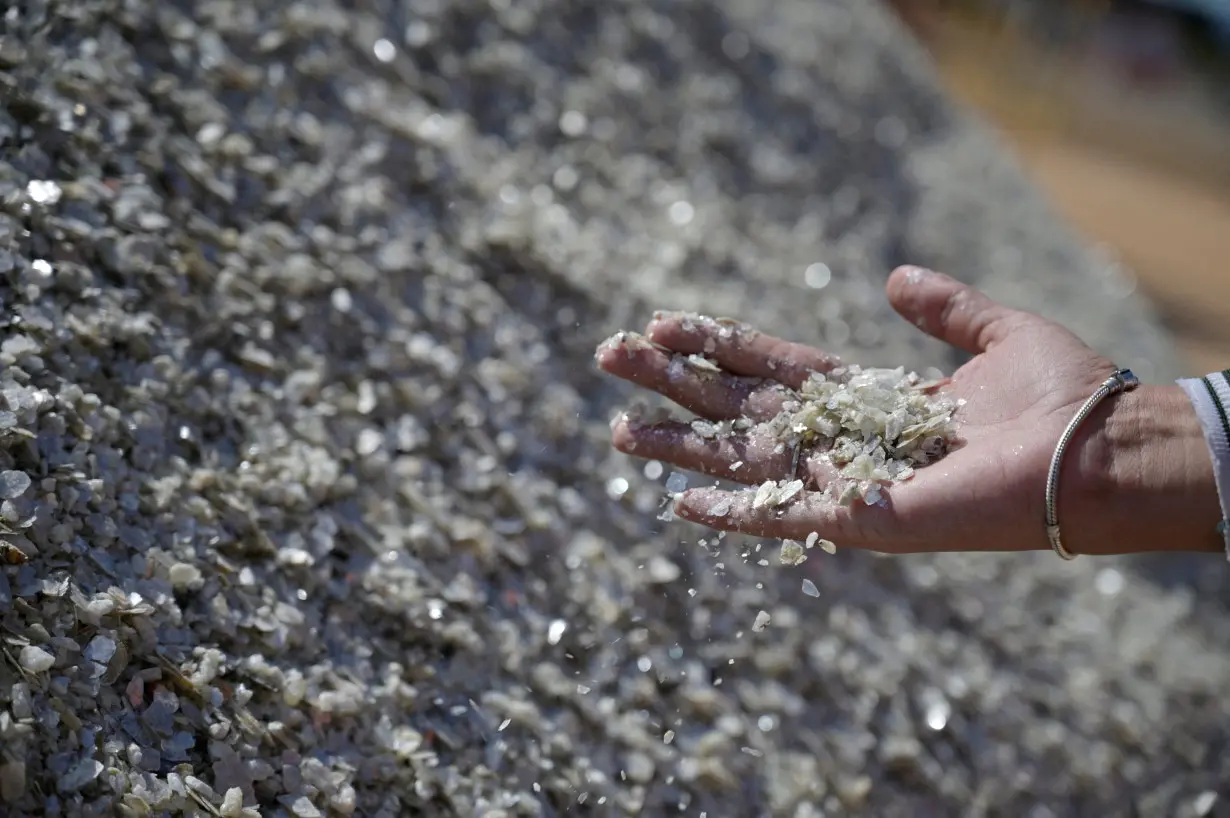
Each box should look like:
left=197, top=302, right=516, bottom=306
left=780, top=541, right=807, bottom=566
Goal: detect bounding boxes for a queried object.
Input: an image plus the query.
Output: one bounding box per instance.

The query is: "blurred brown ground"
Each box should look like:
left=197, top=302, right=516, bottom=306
left=889, top=0, right=1230, bottom=376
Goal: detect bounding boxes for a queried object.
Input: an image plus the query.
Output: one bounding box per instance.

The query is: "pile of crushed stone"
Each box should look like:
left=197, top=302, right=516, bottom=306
left=1, top=0, right=1227, bottom=816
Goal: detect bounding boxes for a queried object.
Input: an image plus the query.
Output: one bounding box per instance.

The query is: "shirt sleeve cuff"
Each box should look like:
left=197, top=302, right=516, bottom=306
left=1177, top=373, right=1230, bottom=560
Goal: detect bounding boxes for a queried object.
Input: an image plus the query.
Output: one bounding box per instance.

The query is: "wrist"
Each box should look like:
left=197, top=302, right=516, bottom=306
left=1069, top=384, right=1223, bottom=556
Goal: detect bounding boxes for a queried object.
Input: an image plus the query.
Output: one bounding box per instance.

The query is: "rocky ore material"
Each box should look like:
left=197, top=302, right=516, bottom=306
left=0, top=0, right=1225, bottom=816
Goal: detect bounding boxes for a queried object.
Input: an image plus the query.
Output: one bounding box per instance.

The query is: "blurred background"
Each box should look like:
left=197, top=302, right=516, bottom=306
left=886, top=0, right=1230, bottom=376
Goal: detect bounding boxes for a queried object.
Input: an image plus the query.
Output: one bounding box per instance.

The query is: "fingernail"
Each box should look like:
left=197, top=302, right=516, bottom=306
left=900, top=266, right=933, bottom=284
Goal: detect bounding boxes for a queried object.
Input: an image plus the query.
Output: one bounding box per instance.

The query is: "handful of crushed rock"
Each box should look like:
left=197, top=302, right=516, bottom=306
left=763, top=364, right=962, bottom=507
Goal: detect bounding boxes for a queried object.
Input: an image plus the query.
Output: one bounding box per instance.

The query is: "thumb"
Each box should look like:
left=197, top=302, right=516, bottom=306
left=885, top=265, right=1035, bottom=354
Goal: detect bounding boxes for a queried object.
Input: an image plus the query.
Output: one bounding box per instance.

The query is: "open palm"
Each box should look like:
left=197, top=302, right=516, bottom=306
left=596, top=266, right=1135, bottom=555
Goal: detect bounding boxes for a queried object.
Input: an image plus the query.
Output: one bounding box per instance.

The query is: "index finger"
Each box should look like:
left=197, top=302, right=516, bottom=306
left=646, top=312, right=840, bottom=389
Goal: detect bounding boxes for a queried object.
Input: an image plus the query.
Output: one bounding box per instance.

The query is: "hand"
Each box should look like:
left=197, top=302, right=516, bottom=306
left=595, top=266, right=1222, bottom=555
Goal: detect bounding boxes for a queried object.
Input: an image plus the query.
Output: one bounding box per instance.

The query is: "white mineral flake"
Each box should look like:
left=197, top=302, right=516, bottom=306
left=777, top=479, right=804, bottom=504
left=925, top=699, right=951, bottom=731
left=373, top=37, right=396, bottom=62
left=752, top=610, right=771, bottom=632
left=644, top=460, right=664, bottom=480
left=665, top=471, right=688, bottom=494
left=647, top=555, right=681, bottom=583
left=19, top=645, right=54, bottom=673
left=1194, top=791, right=1218, bottom=816
left=663, top=729, right=676, bottom=744
left=708, top=499, right=731, bottom=517
left=31, top=259, right=53, bottom=277
left=801, top=579, right=820, bottom=597
left=779, top=541, right=807, bottom=566
left=288, top=795, right=323, bottom=818
left=637, top=656, right=653, bottom=672
left=168, top=561, right=203, bottom=589
left=686, top=353, right=719, bottom=372
left=0, top=470, right=31, bottom=500
left=547, top=619, right=567, bottom=645
left=355, top=427, right=384, bottom=456
left=221, top=787, right=245, bottom=818
left=57, top=758, right=103, bottom=793
left=26, top=179, right=62, bottom=205
left=84, top=633, right=117, bottom=665
left=751, top=480, right=777, bottom=509
left=818, top=538, right=837, bottom=554
left=665, top=356, right=686, bottom=382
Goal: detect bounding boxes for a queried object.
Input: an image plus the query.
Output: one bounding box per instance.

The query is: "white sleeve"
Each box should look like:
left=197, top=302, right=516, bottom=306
left=1177, top=373, right=1230, bottom=560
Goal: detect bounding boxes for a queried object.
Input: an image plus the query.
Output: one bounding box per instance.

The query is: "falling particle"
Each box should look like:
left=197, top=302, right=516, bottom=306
left=605, top=476, right=630, bottom=499
left=752, top=610, right=771, bottom=632
left=780, top=541, right=807, bottom=566
left=757, top=715, right=775, bottom=732
left=547, top=619, right=567, bottom=645
left=801, top=579, right=820, bottom=597
left=31, top=259, right=53, bottom=277
left=708, top=500, right=731, bottom=517
left=665, top=471, right=688, bottom=493
left=663, top=730, right=675, bottom=744
left=818, top=539, right=837, bottom=554
left=668, top=200, right=694, bottom=226
left=577, top=684, right=591, bottom=695
left=637, top=656, right=652, bottom=672
left=644, top=460, right=664, bottom=480
left=646, top=556, right=681, bottom=583
left=804, top=263, right=832, bottom=289
left=498, top=719, right=511, bottom=731
left=373, top=38, right=396, bottom=62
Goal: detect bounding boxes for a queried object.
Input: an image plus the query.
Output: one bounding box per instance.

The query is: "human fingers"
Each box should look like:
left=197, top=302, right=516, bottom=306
left=645, top=311, right=840, bottom=389
left=673, top=485, right=899, bottom=549
left=595, top=331, right=795, bottom=421
left=885, top=266, right=1040, bottom=355
left=611, top=415, right=840, bottom=487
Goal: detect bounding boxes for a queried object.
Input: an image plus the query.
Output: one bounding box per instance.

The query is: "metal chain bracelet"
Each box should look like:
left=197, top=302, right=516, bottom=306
left=1044, top=368, right=1140, bottom=560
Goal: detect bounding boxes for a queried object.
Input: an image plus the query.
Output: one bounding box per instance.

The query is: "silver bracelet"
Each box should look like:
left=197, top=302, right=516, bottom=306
left=1044, top=368, right=1140, bottom=560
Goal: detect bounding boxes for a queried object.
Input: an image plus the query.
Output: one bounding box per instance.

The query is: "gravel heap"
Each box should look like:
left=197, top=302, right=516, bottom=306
left=1, top=0, right=1226, bottom=816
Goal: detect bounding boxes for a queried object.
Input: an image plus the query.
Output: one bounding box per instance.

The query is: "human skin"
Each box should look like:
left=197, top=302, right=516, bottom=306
left=595, top=265, right=1223, bottom=556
